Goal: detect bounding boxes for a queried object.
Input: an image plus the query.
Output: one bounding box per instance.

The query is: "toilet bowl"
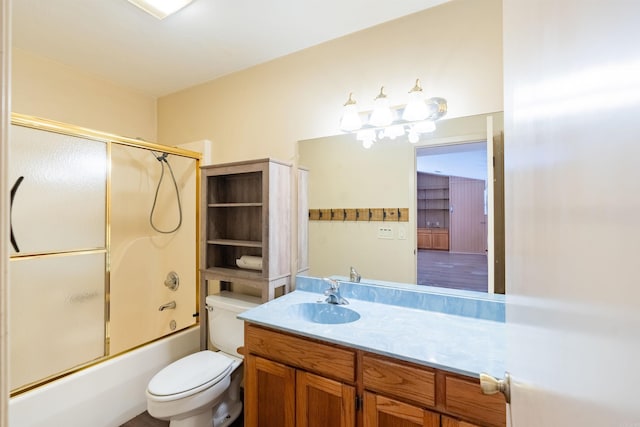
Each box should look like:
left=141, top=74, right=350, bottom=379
left=146, top=291, right=260, bottom=427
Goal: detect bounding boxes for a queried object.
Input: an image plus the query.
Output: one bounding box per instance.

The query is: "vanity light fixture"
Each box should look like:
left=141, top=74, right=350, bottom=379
left=127, top=0, right=194, bottom=20
left=339, top=93, right=362, bottom=132
left=369, top=87, right=394, bottom=127
left=339, top=79, right=447, bottom=148
left=402, top=79, right=429, bottom=121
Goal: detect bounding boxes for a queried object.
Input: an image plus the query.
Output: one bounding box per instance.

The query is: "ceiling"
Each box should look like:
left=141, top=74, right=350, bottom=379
left=416, top=142, right=487, bottom=181
left=12, top=0, right=450, bottom=98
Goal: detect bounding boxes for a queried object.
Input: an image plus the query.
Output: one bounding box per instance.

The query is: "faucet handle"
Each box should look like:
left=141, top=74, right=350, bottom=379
left=349, top=266, right=361, bottom=283
left=323, top=278, right=339, bottom=290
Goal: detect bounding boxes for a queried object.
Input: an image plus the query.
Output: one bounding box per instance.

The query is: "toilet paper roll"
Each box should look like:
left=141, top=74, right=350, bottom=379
left=236, top=255, right=263, bottom=270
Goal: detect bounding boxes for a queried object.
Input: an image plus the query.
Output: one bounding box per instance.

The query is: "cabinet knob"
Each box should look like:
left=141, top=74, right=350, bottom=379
left=479, top=371, right=511, bottom=404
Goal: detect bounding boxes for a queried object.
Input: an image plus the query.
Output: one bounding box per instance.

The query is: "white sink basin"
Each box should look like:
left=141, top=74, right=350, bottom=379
left=289, top=302, right=360, bottom=324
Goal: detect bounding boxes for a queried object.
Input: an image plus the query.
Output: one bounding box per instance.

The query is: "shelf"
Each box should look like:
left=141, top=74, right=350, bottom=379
left=201, top=159, right=292, bottom=298
left=207, top=239, right=262, bottom=248
left=203, top=265, right=263, bottom=274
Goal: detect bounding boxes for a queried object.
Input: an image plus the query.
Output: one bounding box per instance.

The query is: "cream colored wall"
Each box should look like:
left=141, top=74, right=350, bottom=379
left=12, top=48, right=157, bottom=141
left=300, top=113, right=500, bottom=284
left=109, top=145, right=197, bottom=355
left=301, top=136, right=415, bottom=283
left=157, top=0, right=503, bottom=161
left=157, top=0, right=503, bottom=285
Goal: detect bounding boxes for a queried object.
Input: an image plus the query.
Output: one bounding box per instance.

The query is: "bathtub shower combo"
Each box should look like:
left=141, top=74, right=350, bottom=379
left=8, top=114, right=200, bottom=394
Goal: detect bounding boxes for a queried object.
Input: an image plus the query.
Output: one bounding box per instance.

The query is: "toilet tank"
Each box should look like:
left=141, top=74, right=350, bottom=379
left=206, top=291, right=261, bottom=358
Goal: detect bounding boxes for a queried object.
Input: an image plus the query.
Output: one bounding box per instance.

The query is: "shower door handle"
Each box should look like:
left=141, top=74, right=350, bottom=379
left=10, top=176, right=24, bottom=253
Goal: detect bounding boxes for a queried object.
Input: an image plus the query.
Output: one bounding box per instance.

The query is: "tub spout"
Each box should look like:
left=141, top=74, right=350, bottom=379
left=158, top=301, right=176, bottom=311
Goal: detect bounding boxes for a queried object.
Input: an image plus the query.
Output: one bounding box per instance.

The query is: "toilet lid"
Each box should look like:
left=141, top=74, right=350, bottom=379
left=148, top=351, right=233, bottom=397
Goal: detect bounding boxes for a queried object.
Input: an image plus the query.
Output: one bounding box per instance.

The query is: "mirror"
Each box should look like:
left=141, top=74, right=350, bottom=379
left=298, top=112, right=504, bottom=294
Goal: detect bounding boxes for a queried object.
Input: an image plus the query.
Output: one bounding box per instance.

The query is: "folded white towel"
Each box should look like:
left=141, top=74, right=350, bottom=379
left=236, top=255, right=262, bottom=270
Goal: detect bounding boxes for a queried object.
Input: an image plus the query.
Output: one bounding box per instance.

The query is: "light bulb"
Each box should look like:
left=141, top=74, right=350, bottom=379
left=368, top=87, right=393, bottom=127
left=408, top=128, right=419, bottom=144
left=414, top=120, right=436, bottom=133
left=362, top=139, right=374, bottom=149
left=339, top=93, right=362, bottom=132
left=356, top=129, right=376, bottom=142
left=384, top=125, right=405, bottom=140
left=402, top=79, right=429, bottom=121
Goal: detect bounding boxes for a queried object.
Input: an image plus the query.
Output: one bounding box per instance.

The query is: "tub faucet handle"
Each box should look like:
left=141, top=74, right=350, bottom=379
left=159, top=301, right=176, bottom=311
left=164, top=271, right=179, bottom=291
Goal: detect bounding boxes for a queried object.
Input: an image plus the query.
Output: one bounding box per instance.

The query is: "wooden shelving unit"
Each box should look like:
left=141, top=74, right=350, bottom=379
left=417, top=172, right=450, bottom=251
left=199, top=159, right=292, bottom=347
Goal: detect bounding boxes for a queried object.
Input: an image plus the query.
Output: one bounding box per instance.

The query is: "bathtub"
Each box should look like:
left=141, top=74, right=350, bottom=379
left=9, top=327, right=199, bottom=427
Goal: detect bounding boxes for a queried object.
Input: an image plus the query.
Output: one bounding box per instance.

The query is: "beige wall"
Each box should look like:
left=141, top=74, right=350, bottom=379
left=158, top=0, right=503, bottom=284
left=299, top=112, right=500, bottom=284
left=12, top=48, right=157, bottom=141
left=157, top=0, right=503, bottom=162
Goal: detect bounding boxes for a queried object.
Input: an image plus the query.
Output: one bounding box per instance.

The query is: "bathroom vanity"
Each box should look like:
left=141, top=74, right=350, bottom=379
left=239, top=277, right=506, bottom=427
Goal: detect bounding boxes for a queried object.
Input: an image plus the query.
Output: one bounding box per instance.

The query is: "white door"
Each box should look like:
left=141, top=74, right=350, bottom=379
left=504, top=0, right=640, bottom=425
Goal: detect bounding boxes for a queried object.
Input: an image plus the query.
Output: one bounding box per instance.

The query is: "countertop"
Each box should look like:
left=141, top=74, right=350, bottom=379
left=239, top=286, right=505, bottom=379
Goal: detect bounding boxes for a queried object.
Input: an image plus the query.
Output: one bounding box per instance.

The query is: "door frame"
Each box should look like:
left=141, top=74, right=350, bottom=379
left=412, top=116, right=497, bottom=293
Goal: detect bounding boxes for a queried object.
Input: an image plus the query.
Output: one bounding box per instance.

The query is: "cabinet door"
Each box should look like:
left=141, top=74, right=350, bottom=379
left=296, top=370, right=355, bottom=427
left=432, top=231, right=449, bottom=251
left=444, top=375, right=506, bottom=427
left=9, top=125, right=106, bottom=255
left=245, top=355, right=295, bottom=427
left=363, top=392, right=439, bottom=427
left=441, top=416, right=481, bottom=427
left=417, top=229, right=432, bottom=249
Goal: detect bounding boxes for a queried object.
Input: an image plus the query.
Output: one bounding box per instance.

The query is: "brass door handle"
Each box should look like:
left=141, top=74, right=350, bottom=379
left=480, top=371, right=511, bottom=404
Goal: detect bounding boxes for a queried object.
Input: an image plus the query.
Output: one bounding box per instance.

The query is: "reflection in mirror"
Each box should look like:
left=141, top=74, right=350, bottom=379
left=416, top=142, right=488, bottom=292
left=298, top=112, right=504, bottom=294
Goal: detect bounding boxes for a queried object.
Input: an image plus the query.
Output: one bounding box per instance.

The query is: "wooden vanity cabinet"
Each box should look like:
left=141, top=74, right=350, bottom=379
left=243, top=324, right=505, bottom=427
left=245, top=355, right=295, bottom=427
left=417, top=228, right=449, bottom=251
left=364, top=392, right=440, bottom=427
left=441, top=416, right=482, bottom=427
left=244, top=324, right=356, bottom=427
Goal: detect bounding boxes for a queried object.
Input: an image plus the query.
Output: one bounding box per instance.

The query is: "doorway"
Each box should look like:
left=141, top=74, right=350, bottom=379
left=416, top=141, right=489, bottom=292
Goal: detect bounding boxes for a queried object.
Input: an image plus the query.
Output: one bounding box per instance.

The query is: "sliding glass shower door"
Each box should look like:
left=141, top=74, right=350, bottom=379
left=9, top=125, right=107, bottom=390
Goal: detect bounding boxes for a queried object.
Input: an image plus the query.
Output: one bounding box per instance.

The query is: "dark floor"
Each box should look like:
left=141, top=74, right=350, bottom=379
left=417, top=249, right=488, bottom=292
left=121, top=410, right=243, bottom=427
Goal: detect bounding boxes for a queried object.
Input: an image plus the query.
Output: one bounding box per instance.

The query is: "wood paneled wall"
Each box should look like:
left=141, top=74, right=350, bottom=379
left=449, top=176, right=487, bottom=254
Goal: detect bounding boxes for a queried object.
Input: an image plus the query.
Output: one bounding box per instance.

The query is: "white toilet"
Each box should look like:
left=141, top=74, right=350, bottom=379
left=146, top=291, right=260, bottom=427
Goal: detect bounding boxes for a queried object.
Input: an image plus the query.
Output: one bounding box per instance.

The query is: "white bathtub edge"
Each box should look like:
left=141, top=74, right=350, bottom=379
left=9, top=326, right=200, bottom=427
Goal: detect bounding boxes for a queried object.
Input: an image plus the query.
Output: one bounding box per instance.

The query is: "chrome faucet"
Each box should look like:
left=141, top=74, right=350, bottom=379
left=158, top=301, right=176, bottom=311
left=323, top=278, right=349, bottom=305
left=349, top=266, right=361, bottom=283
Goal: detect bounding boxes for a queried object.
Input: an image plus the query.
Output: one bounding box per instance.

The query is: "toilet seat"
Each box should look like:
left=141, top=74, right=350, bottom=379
left=147, top=351, right=233, bottom=402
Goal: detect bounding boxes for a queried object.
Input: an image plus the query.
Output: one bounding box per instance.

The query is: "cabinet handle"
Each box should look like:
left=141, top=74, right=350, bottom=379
left=479, top=371, right=511, bottom=404
left=9, top=176, right=24, bottom=253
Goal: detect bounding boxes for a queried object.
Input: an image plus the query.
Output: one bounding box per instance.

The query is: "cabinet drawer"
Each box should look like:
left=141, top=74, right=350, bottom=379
left=445, top=375, right=506, bottom=427
left=362, top=354, right=436, bottom=408
left=245, top=324, right=356, bottom=383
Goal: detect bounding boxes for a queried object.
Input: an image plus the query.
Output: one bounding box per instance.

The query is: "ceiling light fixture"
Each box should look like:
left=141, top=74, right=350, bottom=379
left=127, top=0, right=194, bottom=20
left=339, top=79, right=447, bottom=149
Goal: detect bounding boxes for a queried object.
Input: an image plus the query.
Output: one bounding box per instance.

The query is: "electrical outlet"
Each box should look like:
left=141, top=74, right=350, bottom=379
left=377, top=226, right=393, bottom=239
